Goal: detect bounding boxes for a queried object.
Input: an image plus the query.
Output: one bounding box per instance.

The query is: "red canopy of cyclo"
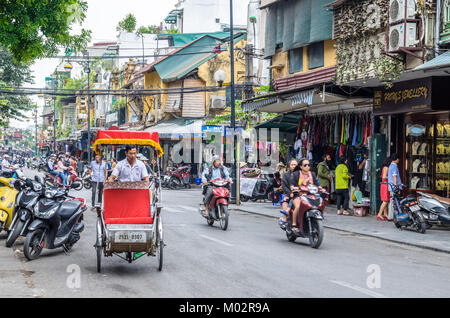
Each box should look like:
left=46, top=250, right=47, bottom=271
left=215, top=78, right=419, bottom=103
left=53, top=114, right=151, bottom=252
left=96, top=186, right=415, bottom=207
left=93, top=130, right=164, bottom=157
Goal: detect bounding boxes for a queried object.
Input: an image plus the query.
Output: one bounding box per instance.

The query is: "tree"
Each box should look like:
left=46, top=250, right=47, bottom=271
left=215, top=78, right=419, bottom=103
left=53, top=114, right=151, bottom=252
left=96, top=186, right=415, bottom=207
left=137, top=25, right=163, bottom=34
left=117, top=13, right=137, bottom=33
left=0, top=50, right=33, bottom=126
left=0, top=0, right=91, bottom=63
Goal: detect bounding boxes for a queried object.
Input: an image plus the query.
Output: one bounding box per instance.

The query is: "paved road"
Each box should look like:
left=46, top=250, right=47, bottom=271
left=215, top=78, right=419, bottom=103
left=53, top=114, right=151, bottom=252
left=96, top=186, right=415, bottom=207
left=2, top=169, right=450, bottom=297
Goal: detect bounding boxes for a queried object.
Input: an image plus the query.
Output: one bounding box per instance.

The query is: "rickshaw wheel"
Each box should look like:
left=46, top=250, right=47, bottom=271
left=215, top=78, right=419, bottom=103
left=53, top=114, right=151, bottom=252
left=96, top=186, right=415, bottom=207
left=96, top=218, right=103, bottom=273
left=157, top=236, right=163, bottom=271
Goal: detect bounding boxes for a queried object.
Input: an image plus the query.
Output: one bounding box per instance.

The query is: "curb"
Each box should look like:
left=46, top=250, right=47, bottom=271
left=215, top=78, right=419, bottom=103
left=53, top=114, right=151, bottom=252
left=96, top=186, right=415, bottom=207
left=230, top=208, right=450, bottom=254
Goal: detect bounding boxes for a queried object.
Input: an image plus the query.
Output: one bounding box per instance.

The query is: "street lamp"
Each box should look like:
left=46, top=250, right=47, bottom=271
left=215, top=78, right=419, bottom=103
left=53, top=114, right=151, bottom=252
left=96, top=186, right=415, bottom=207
left=214, top=70, right=226, bottom=87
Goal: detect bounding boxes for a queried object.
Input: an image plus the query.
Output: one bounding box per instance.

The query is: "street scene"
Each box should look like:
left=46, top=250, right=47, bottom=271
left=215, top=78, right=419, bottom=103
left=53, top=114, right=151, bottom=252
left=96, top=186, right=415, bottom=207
left=0, top=0, right=450, bottom=300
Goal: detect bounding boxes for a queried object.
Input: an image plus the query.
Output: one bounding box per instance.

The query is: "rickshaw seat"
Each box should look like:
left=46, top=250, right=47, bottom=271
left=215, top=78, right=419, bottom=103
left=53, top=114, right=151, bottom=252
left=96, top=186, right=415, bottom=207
left=103, top=184, right=153, bottom=225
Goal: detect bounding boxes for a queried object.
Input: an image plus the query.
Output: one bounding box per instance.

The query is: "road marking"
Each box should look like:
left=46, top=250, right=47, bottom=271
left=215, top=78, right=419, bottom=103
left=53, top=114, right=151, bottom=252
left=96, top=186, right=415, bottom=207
left=199, top=234, right=233, bottom=247
left=329, top=280, right=387, bottom=298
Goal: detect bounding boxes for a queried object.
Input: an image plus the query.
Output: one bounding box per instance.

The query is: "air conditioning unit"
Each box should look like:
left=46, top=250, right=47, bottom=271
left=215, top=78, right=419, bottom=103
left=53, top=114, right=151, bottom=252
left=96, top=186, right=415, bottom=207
left=210, top=95, right=226, bottom=109
left=389, top=23, right=417, bottom=51
left=389, top=0, right=416, bottom=24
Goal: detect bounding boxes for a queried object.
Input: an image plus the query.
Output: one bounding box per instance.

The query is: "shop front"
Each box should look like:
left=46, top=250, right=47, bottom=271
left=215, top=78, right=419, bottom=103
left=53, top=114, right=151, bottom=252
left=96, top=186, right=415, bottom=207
left=374, top=76, right=450, bottom=198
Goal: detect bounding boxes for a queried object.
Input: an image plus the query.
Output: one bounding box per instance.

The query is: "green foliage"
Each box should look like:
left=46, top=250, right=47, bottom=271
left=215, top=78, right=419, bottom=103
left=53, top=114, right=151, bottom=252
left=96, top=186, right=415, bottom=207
left=0, top=0, right=91, bottom=63
left=0, top=50, right=33, bottom=126
left=137, top=25, right=163, bottom=34
left=278, top=142, right=289, bottom=158
left=167, top=28, right=180, bottom=34
left=112, top=97, right=127, bottom=110
left=117, top=13, right=137, bottom=33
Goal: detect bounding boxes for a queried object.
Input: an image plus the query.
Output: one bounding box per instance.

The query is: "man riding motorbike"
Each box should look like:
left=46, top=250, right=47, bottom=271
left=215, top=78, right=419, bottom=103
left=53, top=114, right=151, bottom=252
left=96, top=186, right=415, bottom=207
left=201, top=158, right=233, bottom=218
left=1, top=154, right=13, bottom=177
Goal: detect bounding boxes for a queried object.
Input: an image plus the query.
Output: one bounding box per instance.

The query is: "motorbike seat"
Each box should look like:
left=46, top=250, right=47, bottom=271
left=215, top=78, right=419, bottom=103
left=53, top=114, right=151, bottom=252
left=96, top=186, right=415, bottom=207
left=400, top=195, right=416, bottom=205
left=58, top=200, right=82, bottom=220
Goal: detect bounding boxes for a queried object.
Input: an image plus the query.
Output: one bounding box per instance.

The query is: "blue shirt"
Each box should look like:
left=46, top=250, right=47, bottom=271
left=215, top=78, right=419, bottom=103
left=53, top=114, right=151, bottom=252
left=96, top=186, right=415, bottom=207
left=388, top=162, right=402, bottom=192
left=90, top=160, right=107, bottom=182
left=201, top=166, right=231, bottom=183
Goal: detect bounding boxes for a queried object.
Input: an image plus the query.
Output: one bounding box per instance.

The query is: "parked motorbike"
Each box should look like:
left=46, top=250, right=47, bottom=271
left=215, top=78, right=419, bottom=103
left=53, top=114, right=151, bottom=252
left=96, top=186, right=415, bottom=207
left=168, top=165, right=191, bottom=189
left=240, top=174, right=282, bottom=203
left=417, top=192, right=450, bottom=227
left=389, top=183, right=427, bottom=233
left=0, top=176, right=19, bottom=235
left=6, top=176, right=45, bottom=247
left=45, top=166, right=83, bottom=191
left=284, top=184, right=326, bottom=249
left=23, top=186, right=86, bottom=260
left=83, top=174, right=92, bottom=190
left=199, top=178, right=230, bottom=231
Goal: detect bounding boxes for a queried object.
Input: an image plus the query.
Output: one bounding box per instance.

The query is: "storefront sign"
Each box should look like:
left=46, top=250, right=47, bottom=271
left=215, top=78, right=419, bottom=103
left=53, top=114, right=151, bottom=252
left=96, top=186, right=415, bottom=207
left=374, top=77, right=450, bottom=115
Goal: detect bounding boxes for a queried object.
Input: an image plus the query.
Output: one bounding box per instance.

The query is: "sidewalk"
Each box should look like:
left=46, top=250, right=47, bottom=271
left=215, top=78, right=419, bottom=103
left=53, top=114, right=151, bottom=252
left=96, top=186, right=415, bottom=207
left=229, top=201, right=450, bottom=253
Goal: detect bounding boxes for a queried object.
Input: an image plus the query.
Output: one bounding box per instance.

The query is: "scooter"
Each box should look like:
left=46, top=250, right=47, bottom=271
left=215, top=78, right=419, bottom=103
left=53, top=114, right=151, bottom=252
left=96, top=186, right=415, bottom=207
left=199, top=178, right=230, bottom=231
left=389, top=183, right=427, bottom=233
left=45, top=167, right=83, bottom=191
left=168, top=165, right=191, bottom=189
left=284, top=184, right=326, bottom=249
left=6, top=176, right=45, bottom=247
left=0, top=176, right=19, bottom=235
left=23, top=187, right=86, bottom=260
left=417, top=192, right=450, bottom=227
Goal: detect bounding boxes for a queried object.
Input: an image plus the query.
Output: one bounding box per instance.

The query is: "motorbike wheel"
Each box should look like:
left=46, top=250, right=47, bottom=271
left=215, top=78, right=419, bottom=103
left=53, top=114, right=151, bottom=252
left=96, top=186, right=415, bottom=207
left=5, top=219, right=25, bottom=248
left=218, top=204, right=229, bottom=231
left=251, top=197, right=259, bottom=202
left=416, top=221, right=427, bottom=234
left=286, top=230, right=297, bottom=242
left=240, top=195, right=249, bottom=202
left=169, top=177, right=180, bottom=190
left=308, top=219, right=324, bottom=249
left=23, top=229, right=44, bottom=260
left=84, top=180, right=92, bottom=190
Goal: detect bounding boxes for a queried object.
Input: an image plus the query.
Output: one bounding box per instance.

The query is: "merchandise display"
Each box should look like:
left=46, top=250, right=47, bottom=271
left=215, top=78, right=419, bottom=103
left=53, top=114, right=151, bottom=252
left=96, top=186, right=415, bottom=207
left=405, top=123, right=432, bottom=191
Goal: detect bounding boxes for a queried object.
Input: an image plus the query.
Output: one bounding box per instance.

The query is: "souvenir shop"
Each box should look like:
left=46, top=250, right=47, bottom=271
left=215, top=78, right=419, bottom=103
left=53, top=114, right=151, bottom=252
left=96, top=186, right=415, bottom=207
left=373, top=76, right=450, bottom=198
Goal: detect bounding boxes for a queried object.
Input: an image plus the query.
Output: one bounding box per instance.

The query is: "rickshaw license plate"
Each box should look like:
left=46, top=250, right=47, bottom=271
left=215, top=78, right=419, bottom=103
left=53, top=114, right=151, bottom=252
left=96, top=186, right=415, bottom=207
left=115, top=231, right=146, bottom=243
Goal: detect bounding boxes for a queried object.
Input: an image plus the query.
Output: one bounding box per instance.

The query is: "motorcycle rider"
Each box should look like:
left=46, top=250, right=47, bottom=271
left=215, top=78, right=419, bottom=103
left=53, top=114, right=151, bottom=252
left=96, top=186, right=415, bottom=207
left=201, top=157, right=232, bottom=218
left=1, top=154, right=13, bottom=176
left=280, top=159, right=299, bottom=229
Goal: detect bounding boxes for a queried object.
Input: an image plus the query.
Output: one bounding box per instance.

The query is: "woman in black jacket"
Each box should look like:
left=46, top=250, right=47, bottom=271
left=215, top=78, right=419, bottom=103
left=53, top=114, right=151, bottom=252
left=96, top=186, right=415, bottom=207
left=279, top=159, right=299, bottom=229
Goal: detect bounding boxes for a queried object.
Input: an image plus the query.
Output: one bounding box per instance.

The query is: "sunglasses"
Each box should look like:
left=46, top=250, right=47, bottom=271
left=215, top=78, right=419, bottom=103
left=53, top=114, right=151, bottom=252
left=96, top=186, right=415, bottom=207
left=303, top=164, right=310, bottom=167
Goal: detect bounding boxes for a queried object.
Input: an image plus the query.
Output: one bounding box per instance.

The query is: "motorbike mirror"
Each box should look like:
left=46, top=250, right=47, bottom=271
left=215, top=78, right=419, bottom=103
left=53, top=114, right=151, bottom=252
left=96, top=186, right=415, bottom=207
left=14, top=180, right=22, bottom=191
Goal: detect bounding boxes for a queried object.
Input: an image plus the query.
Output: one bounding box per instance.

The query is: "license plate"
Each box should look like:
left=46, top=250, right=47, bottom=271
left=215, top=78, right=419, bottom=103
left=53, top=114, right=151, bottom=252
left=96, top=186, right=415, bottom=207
left=409, top=205, right=420, bottom=212
left=114, top=231, right=146, bottom=243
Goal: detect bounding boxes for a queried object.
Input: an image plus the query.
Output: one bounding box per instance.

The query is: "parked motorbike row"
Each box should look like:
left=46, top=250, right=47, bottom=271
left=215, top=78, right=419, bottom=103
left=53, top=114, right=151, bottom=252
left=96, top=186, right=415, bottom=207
left=0, top=175, right=86, bottom=260
left=390, top=183, right=450, bottom=234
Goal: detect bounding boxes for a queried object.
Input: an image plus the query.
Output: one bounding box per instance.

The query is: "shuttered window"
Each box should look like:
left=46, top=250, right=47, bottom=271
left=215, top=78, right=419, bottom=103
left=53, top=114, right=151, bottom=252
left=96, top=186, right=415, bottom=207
left=308, top=41, right=324, bottom=69
left=289, top=48, right=303, bottom=74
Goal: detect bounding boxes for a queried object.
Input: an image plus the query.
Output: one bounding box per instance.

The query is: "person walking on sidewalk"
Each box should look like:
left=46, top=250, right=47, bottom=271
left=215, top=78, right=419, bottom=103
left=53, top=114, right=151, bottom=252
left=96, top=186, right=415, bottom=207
left=89, top=153, right=107, bottom=209
left=377, top=157, right=392, bottom=221
left=387, top=153, right=402, bottom=221
left=335, top=157, right=352, bottom=216
left=317, top=154, right=332, bottom=201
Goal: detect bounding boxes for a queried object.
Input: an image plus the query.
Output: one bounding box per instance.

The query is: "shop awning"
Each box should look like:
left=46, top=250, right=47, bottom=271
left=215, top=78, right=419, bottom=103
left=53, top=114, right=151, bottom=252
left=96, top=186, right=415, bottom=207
left=145, top=118, right=203, bottom=139
left=242, top=97, right=278, bottom=112
left=414, top=52, right=450, bottom=71
left=254, top=111, right=305, bottom=132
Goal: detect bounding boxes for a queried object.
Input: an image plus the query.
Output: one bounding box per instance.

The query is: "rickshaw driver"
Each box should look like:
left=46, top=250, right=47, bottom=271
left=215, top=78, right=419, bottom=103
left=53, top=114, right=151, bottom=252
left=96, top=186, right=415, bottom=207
left=108, top=145, right=150, bottom=183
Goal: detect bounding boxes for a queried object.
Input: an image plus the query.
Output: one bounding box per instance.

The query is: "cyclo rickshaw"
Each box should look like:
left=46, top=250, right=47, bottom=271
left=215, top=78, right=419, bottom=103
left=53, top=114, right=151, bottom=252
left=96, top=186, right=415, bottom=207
left=93, top=130, right=164, bottom=273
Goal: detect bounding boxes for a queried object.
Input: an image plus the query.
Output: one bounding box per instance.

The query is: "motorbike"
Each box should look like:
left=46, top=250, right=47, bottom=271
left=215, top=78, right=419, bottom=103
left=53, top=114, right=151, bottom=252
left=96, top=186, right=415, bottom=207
left=417, top=192, right=450, bottom=228
left=199, top=178, right=230, bottom=231
left=168, top=165, right=191, bottom=189
left=1, top=165, right=25, bottom=179
left=82, top=174, right=92, bottom=190
left=240, top=174, right=282, bottom=203
left=284, top=184, right=326, bottom=249
left=23, top=186, right=86, bottom=260
left=389, top=183, right=427, bottom=233
left=0, top=176, right=19, bottom=235
left=45, top=166, right=83, bottom=191
left=6, top=176, right=45, bottom=247
left=161, top=167, right=176, bottom=189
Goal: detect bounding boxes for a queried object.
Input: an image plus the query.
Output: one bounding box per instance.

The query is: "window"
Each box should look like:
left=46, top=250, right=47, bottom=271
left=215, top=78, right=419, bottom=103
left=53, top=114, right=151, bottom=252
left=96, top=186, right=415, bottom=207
left=289, top=48, right=303, bottom=74
left=216, top=18, right=220, bottom=23
left=308, top=41, right=324, bottom=69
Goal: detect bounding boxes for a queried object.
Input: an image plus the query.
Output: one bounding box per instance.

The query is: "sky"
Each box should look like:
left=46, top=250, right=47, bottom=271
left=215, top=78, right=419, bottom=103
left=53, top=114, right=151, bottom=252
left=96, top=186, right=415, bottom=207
left=11, top=0, right=179, bottom=129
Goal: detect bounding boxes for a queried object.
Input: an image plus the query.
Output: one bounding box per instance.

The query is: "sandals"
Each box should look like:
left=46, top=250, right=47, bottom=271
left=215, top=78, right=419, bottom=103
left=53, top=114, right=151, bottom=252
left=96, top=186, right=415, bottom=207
left=337, top=211, right=343, bottom=215
left=280, top=210, right=289, bottom=217
left=278, top=218, right=287, bottom=230
left=343, top=211, right=352, bottom=216
left=291, top=226, right=300, bottom=234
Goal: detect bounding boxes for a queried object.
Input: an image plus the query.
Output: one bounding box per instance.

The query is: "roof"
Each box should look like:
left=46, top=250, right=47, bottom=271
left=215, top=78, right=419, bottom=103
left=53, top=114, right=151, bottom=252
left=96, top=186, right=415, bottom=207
left=324, top=0, right=349, bottom=7
left=160, top=32, right=242, bottom=47
left=135, top=33, right=246, bottom=82
left=94, top=130, right=163, bottom=157
left=414, top=52, right=450, bottom=71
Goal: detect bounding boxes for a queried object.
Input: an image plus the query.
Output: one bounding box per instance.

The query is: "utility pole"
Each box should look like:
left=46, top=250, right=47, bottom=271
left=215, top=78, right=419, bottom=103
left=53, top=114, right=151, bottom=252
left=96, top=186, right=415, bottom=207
left=229, top=0, right=238, bottom=204
left=244, top=43, right=254, bottom=100
left=53, top=97, right=56, bottom=153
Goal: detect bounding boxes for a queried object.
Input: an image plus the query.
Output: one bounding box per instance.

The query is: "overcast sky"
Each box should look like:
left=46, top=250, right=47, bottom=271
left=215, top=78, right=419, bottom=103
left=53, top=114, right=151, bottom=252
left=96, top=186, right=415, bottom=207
left=12, top=0, right=179, bottom=128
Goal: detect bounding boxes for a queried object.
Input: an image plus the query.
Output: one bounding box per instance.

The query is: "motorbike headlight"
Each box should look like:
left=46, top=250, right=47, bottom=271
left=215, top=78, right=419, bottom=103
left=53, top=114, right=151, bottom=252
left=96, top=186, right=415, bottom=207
left=308, top=185, right=318, bottom=194
left=36, top=204, right=59, bottom=219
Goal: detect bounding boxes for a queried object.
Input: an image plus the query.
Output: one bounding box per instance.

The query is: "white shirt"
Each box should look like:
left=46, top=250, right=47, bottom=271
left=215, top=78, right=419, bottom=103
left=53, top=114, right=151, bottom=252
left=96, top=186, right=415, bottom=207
left=1, top=159, right=11, bottom=173
left=112, top=159, right=148, bottom=182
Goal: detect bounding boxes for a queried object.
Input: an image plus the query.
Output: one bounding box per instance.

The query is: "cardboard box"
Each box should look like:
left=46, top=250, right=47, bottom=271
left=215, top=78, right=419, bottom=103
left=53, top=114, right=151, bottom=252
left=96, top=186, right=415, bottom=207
left=353, top=204, right=369, bottom=217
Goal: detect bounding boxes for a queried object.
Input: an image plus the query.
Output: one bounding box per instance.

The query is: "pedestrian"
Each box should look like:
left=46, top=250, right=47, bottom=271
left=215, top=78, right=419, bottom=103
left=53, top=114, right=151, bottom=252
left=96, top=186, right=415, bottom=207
left=335, top=157, right=351, bottom=216
left=70, top=156, right=77, bottom=171
left=89, top=153, right=107, bottom=209
left=387, top=153, right=402, bottom=221
left=317, top=154, right=332, bottom=199
left=107, top=158, right=117, bottom=178
left=377, top=157, right=391, bottom=221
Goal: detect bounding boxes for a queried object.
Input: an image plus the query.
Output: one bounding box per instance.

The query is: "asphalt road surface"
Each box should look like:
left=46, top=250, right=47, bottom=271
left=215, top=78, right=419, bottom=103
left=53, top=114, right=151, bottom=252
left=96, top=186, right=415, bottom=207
left=1, top=168, right=450, bottom=298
